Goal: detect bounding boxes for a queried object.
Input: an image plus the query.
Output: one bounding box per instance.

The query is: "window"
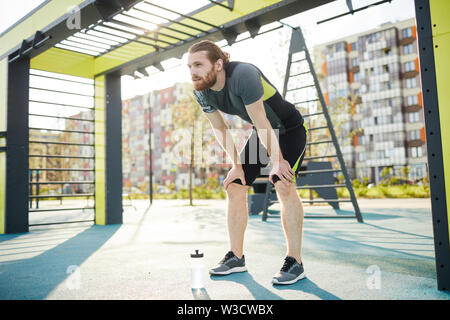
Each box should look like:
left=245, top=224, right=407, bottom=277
left=367, top=33, right=379, bottom=44
left=403, top=43, right=414, bottom=55
left=410, top=146, right=423, bottom=158
left=404, top=61, right=415, bottom=72
left=408, top=112, right=420, bottom=123
left=410, top=130, right=421, bottom=140
left=351, top=57, right=359, bottom=67
left=358, top=152, right=366, bottom=161
left=385, top=81, right=392, bottom=90
left=405, top=77, right=417, bottom=88
left=335, top=42, right=345, bottom=52
left=388, top=98, right=393, bottom=107
left=351, top=42, right=358, bottom=51
left=354, top=72, right=360, bottom=82
left=407, top=95, right=418, bottom=106
left=376, top=150, right=385, bottom=159
left=402, top=27, right=413, bottom=38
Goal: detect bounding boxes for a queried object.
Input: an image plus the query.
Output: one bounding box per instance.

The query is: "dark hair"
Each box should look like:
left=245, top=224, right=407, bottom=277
left=188, top=40, right=230, bottom=67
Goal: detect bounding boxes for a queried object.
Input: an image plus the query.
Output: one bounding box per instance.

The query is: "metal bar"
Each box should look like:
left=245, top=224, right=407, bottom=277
left=76, top=30, right=137, bottom=57
left=29, top=207, right=94, bottom=212
left=108, top=18, right=181, bottom=43
left=29, top=73, right=94, bottom=85
left=99, top=22, right=170, bottom=46
left=307, top=126, right=328, bottom=131
left=317, top=0, right=392, bottom=24
left=29, top=128, right=94, bottom=135
left=85, top=26, right=161, bottom=52
left=301, top=199, right=352, bottom=203
left=220, top=25, right=283, bottom=47
left=303, top=112, right=324, bottom=118
left=82, top=27, right=161, bottom=49
left=208, top=0, right=234, bottom=11
left=29, top=141, right=94, bottom=147
left=29, top=113, right=94, bottom=123
left=129, top=7, right=205, bottom=35
left=55, top=42, right=103, bottom=56
left=303, top=154, right=337, bottom=160
left=294, top=99, right=319, bottom=104
left=29, top=168, right=94, bottom=172
left=286, top=84, right=315, bottom=92
left=29, top=154, right=94, bottom=159
left=298, top=168, right=342, bottom=175
left=265, top=214, right=357, bottom=219
left=305, top=215, right=357, bottom=219
left=81, top=29, right=129, bottom=44
left=30, top=181, right=94, bottom=185
left=29, top=194, right=94, bottom=199
left=63, top=38, right=111, bottom=52
left=289, top=71, right=311, bottom=77
left=143, top=1, right=220, bottom=29
left=307, top=139, right=333, bottom=146
left=71, top=33, right=120, bottom=47
left=296, top=184, right=346, bottom=189
left=116, top=13, right=189, bottom=41
left=291, top=58, right=307, bottom=63
left=29, top=220, right=94, bottom=227
left=29, top=100, right=94, bottom=110
left=29, top=86, right=94, bottom=98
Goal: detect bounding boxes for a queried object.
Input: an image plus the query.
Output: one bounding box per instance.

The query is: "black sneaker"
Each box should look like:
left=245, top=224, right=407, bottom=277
left=209, top=251, right=247, bottom=275
left=272, top=256, right=306, bottom=285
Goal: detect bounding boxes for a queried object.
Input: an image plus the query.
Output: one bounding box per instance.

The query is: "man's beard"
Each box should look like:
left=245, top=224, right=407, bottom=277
left=193, top=68, right=217, bottom=91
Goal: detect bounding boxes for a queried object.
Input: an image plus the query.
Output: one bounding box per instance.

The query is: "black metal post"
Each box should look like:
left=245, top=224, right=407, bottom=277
left=5, top=56, right=30, bottom=233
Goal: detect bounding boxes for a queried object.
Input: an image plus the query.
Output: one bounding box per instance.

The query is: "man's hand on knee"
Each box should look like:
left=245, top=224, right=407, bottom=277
left=223, top=164, right=246, bottom=190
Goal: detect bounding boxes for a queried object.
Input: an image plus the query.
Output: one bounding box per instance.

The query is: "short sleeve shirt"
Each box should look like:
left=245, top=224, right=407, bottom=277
left=194, top=61, right=303, bottom=134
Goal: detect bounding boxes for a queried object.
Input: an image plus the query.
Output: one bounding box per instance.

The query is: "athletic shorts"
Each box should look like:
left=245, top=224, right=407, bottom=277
left=232, top=120, right=308, bottom=186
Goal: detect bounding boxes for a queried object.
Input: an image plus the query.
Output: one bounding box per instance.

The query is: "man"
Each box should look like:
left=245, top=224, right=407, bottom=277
left=187, top=40, right=308, bottom=285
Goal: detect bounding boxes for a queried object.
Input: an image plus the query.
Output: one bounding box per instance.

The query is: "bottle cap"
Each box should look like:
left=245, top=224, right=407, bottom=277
left=190, top=250, right=204, bottom=258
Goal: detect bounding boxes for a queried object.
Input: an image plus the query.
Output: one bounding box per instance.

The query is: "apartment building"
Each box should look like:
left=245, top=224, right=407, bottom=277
left=313, top=17, right=427, bottom=183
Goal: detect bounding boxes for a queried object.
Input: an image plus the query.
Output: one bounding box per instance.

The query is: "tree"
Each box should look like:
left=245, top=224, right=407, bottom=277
left=169, top=84, right=215, bottom=205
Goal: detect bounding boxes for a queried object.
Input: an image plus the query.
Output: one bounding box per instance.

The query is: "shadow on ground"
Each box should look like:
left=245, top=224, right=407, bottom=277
left=0, top=225, right=120, bottom=299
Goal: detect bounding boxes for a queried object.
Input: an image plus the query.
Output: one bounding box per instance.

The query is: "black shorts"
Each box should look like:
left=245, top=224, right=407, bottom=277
left=232, top=120, right=308, bottom=186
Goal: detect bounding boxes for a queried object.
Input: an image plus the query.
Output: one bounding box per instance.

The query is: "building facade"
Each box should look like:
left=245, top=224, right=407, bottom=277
left=313, top=18, right=427, bottom=184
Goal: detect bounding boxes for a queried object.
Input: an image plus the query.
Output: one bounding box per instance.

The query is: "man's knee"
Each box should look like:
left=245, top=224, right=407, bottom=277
left=274, top=181, right=295, bottom=201
left=226, top=182, right=249, bottom=200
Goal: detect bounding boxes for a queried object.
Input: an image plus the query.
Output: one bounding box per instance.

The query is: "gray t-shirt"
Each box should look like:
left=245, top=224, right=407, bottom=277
left=194, top=61, right=303, bottom=135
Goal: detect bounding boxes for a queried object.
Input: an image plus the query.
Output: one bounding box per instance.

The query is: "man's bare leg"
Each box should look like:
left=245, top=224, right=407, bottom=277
left=274, top=180, right=304, bottom=264
left=225, top=183, right=250, bottom=259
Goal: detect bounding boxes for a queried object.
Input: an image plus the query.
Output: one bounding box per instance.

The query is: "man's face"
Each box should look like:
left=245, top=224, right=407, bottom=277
left=187, top=51, right=217, bottom=91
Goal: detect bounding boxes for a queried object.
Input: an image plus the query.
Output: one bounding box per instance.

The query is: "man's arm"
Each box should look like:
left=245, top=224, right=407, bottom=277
left=245, top=97, right=294, bottom=184
left=205, top=110, right=241, bottom=166
left=245, top=97, right=283, bottom=163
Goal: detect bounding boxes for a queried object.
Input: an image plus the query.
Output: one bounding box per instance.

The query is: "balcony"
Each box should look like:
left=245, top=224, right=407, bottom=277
left=406, top=139, right=425, bottom=148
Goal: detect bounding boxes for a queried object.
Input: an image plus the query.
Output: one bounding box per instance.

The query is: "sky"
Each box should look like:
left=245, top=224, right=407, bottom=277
left=0, top=0, right=416, bottom=101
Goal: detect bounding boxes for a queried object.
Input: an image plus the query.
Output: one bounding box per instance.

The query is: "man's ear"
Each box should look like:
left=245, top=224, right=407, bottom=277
left=215, top=58, right=224, bottom=71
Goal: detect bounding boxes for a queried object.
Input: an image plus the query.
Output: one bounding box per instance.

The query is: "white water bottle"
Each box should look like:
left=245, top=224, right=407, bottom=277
left=190, top=250, right=205, bottom=289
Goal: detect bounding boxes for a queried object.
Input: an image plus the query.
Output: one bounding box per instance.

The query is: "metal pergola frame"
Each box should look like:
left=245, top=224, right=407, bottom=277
left=0, top=0, right=448, bottom=291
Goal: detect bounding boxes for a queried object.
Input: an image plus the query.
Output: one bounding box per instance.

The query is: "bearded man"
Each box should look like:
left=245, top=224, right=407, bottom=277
left=187, top=40, right=308, bottom=285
